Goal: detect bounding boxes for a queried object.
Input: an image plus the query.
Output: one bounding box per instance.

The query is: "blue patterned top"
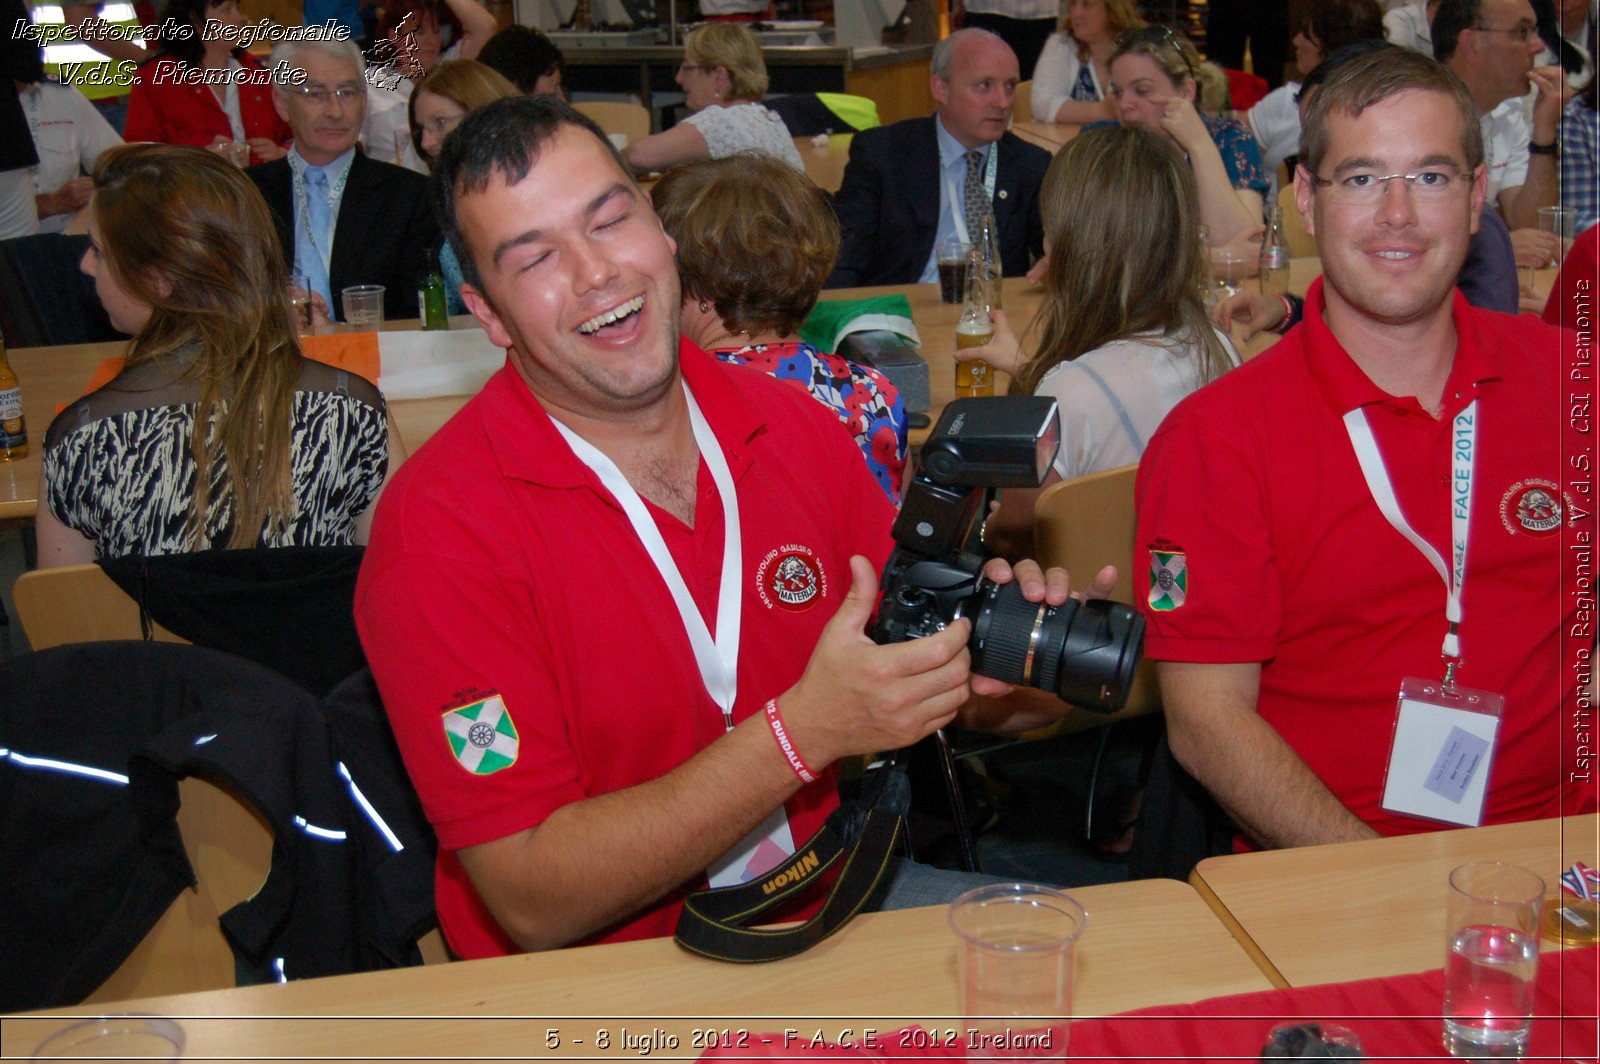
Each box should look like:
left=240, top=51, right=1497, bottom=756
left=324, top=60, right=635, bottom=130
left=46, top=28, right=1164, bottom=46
left=440, top=240, right=466, bottom=316
left=1561, top=98, right=1599, bottom=235
left=713, top=340, right=907, bottom=503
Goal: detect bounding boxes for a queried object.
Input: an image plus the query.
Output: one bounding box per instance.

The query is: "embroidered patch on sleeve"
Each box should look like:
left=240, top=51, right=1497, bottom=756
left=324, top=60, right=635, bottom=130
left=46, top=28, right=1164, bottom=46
left=1148, top=550, right=1187, bottom=611
left=442, top=695, right=519, bottom=775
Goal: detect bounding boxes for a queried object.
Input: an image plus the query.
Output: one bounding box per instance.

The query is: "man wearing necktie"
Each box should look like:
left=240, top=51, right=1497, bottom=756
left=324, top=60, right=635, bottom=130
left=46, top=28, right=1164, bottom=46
left=826, top=28, right=1050, bottom=289
left=247, top=39, right=437, bottom=324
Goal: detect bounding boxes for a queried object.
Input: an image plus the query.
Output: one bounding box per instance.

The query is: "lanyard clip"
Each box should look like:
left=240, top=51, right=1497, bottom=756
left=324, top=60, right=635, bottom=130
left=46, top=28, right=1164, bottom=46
left=1442, top=655, right=1462, bottom=692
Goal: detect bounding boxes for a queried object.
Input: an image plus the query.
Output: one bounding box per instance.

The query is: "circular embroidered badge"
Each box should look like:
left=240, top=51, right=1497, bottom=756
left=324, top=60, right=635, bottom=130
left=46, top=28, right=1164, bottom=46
left=1498, top=478, right=1570, bottom=537
left=757, top=545, right=827, bottom=612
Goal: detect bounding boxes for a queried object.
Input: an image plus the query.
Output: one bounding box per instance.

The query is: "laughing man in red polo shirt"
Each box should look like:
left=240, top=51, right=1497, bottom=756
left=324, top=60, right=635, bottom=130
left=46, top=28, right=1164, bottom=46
left=1135, top=47, right=1593, bottom=851
left=355, top=96, right=1094, bottom=957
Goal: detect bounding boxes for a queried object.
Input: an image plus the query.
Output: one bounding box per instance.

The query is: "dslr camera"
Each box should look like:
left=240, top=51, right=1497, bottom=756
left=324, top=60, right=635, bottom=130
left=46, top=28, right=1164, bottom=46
left=873, top=396, right=1145, bottom=711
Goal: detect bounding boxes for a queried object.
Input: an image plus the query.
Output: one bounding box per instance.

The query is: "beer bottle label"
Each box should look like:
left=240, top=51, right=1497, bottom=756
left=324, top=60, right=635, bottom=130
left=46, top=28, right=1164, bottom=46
left=0, top=386, right=20, bottom=422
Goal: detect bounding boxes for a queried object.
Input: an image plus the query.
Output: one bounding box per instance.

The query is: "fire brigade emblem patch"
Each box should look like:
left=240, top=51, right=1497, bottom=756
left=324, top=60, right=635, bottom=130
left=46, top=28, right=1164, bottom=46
left=756, top=545, right=827, bottom=612
left=442, top=695, right=518, bottom=775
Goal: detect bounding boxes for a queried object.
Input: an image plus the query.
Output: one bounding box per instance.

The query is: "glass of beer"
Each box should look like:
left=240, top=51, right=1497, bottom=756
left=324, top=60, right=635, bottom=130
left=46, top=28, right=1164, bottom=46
left=955, top=318, right=996, bottom=397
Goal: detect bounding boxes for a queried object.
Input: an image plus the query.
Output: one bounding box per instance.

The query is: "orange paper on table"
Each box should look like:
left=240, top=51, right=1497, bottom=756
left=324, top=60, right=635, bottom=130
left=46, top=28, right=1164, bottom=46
left=66, top=334, right=380, bottom=413
left=297, top=332, right=381, bottom=384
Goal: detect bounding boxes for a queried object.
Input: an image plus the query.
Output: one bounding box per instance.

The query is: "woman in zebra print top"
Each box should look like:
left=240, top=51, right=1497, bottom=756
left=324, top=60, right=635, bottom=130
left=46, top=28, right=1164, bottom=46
left=35, top=144, right=403, bottom=567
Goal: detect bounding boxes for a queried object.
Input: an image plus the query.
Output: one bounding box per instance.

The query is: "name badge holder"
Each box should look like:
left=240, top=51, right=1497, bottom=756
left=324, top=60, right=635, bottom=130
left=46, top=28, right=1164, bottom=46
left=549, top=383, right=796, bottom=888
left=1343, top=402, right=1506, bottom=828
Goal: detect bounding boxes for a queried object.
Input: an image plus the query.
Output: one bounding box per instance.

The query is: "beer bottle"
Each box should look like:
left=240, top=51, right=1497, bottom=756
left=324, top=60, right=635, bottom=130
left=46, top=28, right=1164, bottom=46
left=1259, top=206, right=1291, bottom=296
left=419, top=249, right=449, bottom=330
left=976, top=209, right=1002, bottom=310
left=0, top=335, right=26, bottom=461
left=954, top=248, right=995, bottom=399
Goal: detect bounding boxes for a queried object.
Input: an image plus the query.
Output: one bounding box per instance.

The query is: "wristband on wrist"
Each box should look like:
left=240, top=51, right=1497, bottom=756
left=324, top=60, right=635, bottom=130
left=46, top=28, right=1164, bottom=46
left=1273, top=293, right=1295, bottom=334
left=764, top=698, right=817, bottom=784
left=1528, top=140, right=1558, bottom=155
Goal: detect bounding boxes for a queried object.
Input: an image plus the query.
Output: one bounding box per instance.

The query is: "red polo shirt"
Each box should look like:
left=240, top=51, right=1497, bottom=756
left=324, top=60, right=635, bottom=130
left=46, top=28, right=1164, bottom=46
left=356, top=341, right=895, bottom=956
left=1136, top=280, right=1591, bottom=837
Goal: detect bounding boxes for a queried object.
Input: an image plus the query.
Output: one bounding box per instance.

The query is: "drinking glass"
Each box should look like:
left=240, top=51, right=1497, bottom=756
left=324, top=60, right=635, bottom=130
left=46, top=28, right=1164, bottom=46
left=1212, top=250, right=1254, bottom=299
left=288, top=269, right=315, bottom=334
left=937, top=239, right=973, bottom=304
left=949, top=883, right=1085, bottom=1062
left=1526, top=206, right=1576, bottom=290
left=33, top=1015, right=184, bottom=1060
left=1443, top=862, right=1544, bottom=1059
left=341, top=285, right=385, bottom=329
left=228, top=140, right=252, bottom=167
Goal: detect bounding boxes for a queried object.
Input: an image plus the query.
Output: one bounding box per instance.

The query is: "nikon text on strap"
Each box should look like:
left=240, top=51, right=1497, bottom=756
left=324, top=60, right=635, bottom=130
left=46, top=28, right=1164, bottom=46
left=673, top=761, right=909, bottom=963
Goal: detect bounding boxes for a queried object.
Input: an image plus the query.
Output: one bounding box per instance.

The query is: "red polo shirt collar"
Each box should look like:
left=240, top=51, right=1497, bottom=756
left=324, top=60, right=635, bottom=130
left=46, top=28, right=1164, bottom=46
left=476, top=336, right=765, bottom=490
left=1300, top=277, right=1505, bottom=418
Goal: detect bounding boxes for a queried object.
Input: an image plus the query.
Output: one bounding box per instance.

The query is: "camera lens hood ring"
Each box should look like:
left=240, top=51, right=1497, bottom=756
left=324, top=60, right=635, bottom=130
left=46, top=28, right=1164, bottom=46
left=1021, top=600, right=1047, bottom=686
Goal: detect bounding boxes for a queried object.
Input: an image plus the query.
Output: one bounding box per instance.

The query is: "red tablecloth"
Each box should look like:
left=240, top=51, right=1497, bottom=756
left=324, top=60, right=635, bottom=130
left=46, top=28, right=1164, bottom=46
left=705, top=947, right=1597, bottom=1061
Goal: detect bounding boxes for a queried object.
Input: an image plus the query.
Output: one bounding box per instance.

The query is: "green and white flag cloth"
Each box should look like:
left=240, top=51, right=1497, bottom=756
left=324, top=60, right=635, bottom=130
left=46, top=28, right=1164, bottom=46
left=443, top=695, right=519, bottom=775
left=1148, top=551, right=1188, bottom=611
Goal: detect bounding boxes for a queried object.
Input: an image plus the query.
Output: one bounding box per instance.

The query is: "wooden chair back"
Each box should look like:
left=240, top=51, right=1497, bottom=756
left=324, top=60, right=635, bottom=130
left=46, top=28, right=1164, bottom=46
left=14, top=563, right=184, bottom=649
left=571, top=101, right=651, bottom=146
left=12, top=565, right=451, bottom=1002
left=1012, top=79, right=1033, bottom=123
left=1279, top=183, right=1318, bottom=258
left=1031, top=463, right=1161, bottom=728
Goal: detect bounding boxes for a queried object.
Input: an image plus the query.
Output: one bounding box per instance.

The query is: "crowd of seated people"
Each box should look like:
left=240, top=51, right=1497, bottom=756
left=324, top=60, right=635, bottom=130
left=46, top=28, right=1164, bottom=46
left=5, top=0, right=1598, bottom=970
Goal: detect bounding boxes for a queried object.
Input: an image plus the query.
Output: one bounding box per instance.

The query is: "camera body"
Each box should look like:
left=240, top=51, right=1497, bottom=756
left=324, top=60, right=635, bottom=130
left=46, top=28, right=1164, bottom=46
left=872, top=397, right=1145, bottom=712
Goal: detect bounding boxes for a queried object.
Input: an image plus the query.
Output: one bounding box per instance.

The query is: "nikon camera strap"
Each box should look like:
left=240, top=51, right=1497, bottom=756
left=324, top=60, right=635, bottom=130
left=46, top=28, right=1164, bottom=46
left=673, top=761, right=909, bottom=963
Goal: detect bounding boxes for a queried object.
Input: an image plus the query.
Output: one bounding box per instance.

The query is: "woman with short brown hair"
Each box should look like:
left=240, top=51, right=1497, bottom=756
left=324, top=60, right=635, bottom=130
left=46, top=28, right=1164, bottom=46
left=652, top=155, right=907, bottom=500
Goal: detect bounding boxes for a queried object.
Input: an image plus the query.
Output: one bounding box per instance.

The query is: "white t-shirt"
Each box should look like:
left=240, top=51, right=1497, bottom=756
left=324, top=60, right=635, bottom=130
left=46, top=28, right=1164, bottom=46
left=361, top=80, right=428, bottom=173
left=1481, top=98, right=1530, bottom=204
left=1384, top=0, right=1432, bottom=54
left=1031, top=32, right=1106, bottom=123
left=1034, top=328, right=1240, bottom=481
left=1247, top=81, right=1301, bottom=181
left=965, top=0, right=1060, bottom=18
left=683, top=102, right=804, bottom=170
left=21, top=82, right=124, bottom=234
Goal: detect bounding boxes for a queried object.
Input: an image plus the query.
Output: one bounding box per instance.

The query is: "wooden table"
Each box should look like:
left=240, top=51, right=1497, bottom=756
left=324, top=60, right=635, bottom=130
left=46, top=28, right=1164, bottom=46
left=1192, top=813, right=1600, bottom=990
left=1, top=879, right=1272, bottom=1059
left=1011, top=120, right=1081, bottom=153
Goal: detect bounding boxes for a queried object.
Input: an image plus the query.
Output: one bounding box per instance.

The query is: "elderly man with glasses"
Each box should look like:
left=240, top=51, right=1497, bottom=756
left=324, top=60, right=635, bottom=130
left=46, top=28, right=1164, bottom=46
left=1434, top=0, right=1567, bottom=263
left=1135, top=45, right=1592, bottom=856
left=246, top=39, right=438, bottom=323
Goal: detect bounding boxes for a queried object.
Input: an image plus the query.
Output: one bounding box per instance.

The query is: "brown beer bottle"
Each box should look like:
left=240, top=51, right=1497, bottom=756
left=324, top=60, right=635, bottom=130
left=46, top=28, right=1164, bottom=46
left=0, top=335, right=26, bottom=461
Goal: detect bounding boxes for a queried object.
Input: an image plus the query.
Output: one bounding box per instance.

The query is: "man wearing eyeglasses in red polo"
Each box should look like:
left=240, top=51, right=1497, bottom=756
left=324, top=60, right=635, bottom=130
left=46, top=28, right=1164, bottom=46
left=1134, top=46, right=1593, bottom=854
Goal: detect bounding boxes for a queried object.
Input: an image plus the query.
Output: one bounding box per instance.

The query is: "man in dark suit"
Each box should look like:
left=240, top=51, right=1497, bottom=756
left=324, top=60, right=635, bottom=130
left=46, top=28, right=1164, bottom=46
left=825, top=28, right=1049, bottom=290
left=248, top=39, right=437, bottom=324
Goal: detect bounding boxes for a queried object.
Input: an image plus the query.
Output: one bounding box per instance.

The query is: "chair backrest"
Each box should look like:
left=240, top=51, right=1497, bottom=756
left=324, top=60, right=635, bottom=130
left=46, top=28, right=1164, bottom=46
left=571, top=101, right=651, bottom=146
left=1032, top=463, right=1161, bottom=726
left=0, top=234, right=119, bottom=347
left=1012, top=79, right=1032, bottom=124
left=14, top=563, right=185, bottom=650
left=766, top=92, right=881, bottom=137
left=1278, top=183, right=1318, bottom=258
left=83, top=775, right=274, bottom=1003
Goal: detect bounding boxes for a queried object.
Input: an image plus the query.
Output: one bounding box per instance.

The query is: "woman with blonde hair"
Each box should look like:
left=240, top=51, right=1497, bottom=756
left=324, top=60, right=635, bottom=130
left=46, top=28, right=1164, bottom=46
left=1031, top=0, right=1146, bottom=124
left=1106, top=25, right=1267, bottom=245
left=408, top=60, right=520, bottom=313
left=622, top=23, right=803, bottom=173
left=956, top=125, right=1237, bottom=553
left=36, top=144, right=400, bottom=567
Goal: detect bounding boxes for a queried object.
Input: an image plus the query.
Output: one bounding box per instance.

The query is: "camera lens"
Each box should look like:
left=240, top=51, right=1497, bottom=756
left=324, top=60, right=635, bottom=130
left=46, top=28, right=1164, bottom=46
left=968, top=581, right=1145, bottom=711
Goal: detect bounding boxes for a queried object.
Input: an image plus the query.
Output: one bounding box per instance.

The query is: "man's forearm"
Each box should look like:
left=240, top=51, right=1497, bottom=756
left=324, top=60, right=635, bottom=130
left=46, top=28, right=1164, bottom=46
left=1502, top=157, right=1558, bottom=230
left=458, top=712, right=804, bottom=952
left=1168, top=700, right=1377, bottom=849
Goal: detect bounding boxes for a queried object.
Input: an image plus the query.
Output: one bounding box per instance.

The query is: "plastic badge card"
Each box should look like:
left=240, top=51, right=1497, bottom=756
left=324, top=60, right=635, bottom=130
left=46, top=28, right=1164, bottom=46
left=1380, top=677, right=1503, bottom=828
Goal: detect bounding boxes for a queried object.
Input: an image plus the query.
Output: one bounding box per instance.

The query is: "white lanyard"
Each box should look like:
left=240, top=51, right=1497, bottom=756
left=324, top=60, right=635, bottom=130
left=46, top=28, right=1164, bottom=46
left=292, top=161, right=351, bottom=274
left=1343, top=400, right=1477, bottom=679
left=549, top=382, right=743, bottom=729
left=943, top=144, right=999, bottom=247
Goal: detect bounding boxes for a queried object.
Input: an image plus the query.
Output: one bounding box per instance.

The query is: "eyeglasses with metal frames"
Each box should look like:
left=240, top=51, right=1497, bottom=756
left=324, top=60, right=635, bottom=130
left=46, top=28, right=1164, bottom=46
left=1307, top=167, right=1472, bottom=203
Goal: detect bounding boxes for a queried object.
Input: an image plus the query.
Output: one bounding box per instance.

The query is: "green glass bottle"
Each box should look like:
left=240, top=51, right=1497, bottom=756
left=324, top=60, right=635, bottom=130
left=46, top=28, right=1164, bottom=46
left=420, top=249, right=449, bottom=330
